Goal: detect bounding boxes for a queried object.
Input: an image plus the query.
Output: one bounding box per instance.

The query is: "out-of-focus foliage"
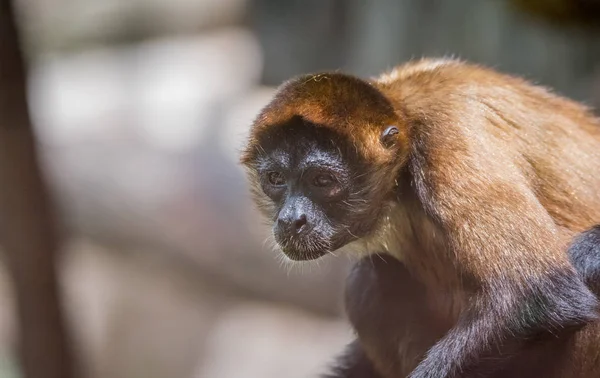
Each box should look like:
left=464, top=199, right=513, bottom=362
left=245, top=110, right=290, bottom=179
left=249, top=0, right=600, bottom=107
left=17, top=0, right=247, bottom=54
left=511, top=0, right=600, bottom=26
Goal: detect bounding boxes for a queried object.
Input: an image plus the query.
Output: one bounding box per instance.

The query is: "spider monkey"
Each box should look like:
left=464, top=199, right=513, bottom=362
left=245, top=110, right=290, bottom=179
left=240, top=59, right=600, bottom=377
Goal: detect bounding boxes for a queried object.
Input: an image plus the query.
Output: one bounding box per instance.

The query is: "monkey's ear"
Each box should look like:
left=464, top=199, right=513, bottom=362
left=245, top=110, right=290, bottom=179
left=380, top=126, right=399, bottom=148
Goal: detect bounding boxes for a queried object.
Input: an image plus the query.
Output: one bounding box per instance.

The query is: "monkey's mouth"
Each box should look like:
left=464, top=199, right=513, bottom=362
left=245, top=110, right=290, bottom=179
left=274, top=233, right=331, bottom=261
left=280, top=246, right=328, bottom=261
left=273, top=226, right=341, bottom=261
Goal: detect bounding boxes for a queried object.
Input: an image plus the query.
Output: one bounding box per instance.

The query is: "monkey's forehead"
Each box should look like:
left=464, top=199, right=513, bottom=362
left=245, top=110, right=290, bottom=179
left=249, top=118, right=362, bottom=164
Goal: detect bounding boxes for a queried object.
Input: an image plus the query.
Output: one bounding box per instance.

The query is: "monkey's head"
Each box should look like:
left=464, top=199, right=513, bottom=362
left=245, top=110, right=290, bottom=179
left=241, top=73, right=408, bottom=261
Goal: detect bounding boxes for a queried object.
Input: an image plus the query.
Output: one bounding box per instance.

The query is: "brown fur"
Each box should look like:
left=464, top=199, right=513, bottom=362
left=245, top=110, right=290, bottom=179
left=241, top=59, right=600, bottom=377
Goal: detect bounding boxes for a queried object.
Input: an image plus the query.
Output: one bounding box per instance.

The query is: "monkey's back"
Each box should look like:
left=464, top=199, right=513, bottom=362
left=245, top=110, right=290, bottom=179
left=375, top=59, right=600, bottom=234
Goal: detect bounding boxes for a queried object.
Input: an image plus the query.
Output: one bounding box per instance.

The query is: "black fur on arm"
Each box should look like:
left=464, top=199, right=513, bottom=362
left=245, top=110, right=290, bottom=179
left=323, top=224, right=600, bottom=378
left=407, top=269, right=598, bottom=378
left=321, top=340, right=382, bottom=378
left=569, top=225, right=600, bottom=297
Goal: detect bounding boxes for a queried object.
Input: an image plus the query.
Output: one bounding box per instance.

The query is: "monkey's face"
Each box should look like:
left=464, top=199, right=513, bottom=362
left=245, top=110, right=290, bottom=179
left=245, top=119, right=395, bottom=261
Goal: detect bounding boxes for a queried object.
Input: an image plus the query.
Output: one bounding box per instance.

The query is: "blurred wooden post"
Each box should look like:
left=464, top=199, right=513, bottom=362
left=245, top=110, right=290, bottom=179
left=0, top=1, right=76, bottom=378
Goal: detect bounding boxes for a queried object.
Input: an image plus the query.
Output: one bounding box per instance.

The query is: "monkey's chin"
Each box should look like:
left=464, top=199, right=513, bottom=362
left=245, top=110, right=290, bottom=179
left=280, top=247, right=328, bottom=261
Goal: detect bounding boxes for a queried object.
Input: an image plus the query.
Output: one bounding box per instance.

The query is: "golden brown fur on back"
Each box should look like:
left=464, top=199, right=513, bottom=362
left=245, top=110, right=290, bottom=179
left=368, top=59, right=600, bottom=281
left=332, top=59, right=600, bottom=287
left=376, top=59, right=600, bottom=233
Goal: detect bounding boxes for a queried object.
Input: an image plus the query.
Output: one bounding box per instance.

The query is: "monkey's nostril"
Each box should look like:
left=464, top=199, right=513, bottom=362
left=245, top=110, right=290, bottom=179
left=293, top=214, right=307, bottom=233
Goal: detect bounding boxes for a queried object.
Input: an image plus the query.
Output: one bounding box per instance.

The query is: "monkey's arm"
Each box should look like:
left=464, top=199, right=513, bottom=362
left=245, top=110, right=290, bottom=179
left=331, top=251, right=594, bottom=378
left=407, top=127, right=599, bottom=378
left=321, top=340, right=382, bottom=378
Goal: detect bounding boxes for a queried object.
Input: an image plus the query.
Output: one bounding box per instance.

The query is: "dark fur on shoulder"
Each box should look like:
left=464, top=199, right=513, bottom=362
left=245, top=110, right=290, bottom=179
left=569, top=225, right=600, bottom=296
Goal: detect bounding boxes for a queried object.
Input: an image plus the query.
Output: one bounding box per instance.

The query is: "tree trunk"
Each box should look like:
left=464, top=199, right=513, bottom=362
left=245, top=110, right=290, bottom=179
left=0, top=1, right=76, bottom=378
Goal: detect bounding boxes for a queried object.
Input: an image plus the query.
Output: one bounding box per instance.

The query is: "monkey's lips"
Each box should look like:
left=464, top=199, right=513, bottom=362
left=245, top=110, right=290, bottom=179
left=280, top=247, right=329, bottom=261
left=273, top=228, right=332, bottom=261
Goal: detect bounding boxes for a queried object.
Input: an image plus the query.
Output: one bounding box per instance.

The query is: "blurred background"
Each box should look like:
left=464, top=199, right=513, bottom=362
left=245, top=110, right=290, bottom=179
left=1, top=0, right=600, bottom=377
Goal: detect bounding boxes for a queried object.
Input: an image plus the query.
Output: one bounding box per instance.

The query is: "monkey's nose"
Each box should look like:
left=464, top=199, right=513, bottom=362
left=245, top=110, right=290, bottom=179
left=278, top=214, right=307, bottom=235
left=293, top=214, right=307, bottom=233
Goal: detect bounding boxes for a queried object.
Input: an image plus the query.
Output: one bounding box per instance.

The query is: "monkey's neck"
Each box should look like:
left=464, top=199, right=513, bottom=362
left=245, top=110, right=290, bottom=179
left=362, top=178, right=465, bottom=289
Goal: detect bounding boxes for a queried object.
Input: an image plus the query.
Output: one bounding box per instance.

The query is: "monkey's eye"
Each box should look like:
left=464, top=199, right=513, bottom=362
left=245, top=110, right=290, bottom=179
left=313, top=173, right=336, bottom=187
left=267, top=171, right=286, bottom=186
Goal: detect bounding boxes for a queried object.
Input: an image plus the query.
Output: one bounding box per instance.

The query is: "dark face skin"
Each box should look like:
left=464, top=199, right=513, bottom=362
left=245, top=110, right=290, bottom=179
left=253, top=120, right=375, bottom=261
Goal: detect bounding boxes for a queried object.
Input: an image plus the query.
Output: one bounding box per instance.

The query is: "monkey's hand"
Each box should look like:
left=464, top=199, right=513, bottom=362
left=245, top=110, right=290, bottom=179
left=407, top=122, right=599, bottom=378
